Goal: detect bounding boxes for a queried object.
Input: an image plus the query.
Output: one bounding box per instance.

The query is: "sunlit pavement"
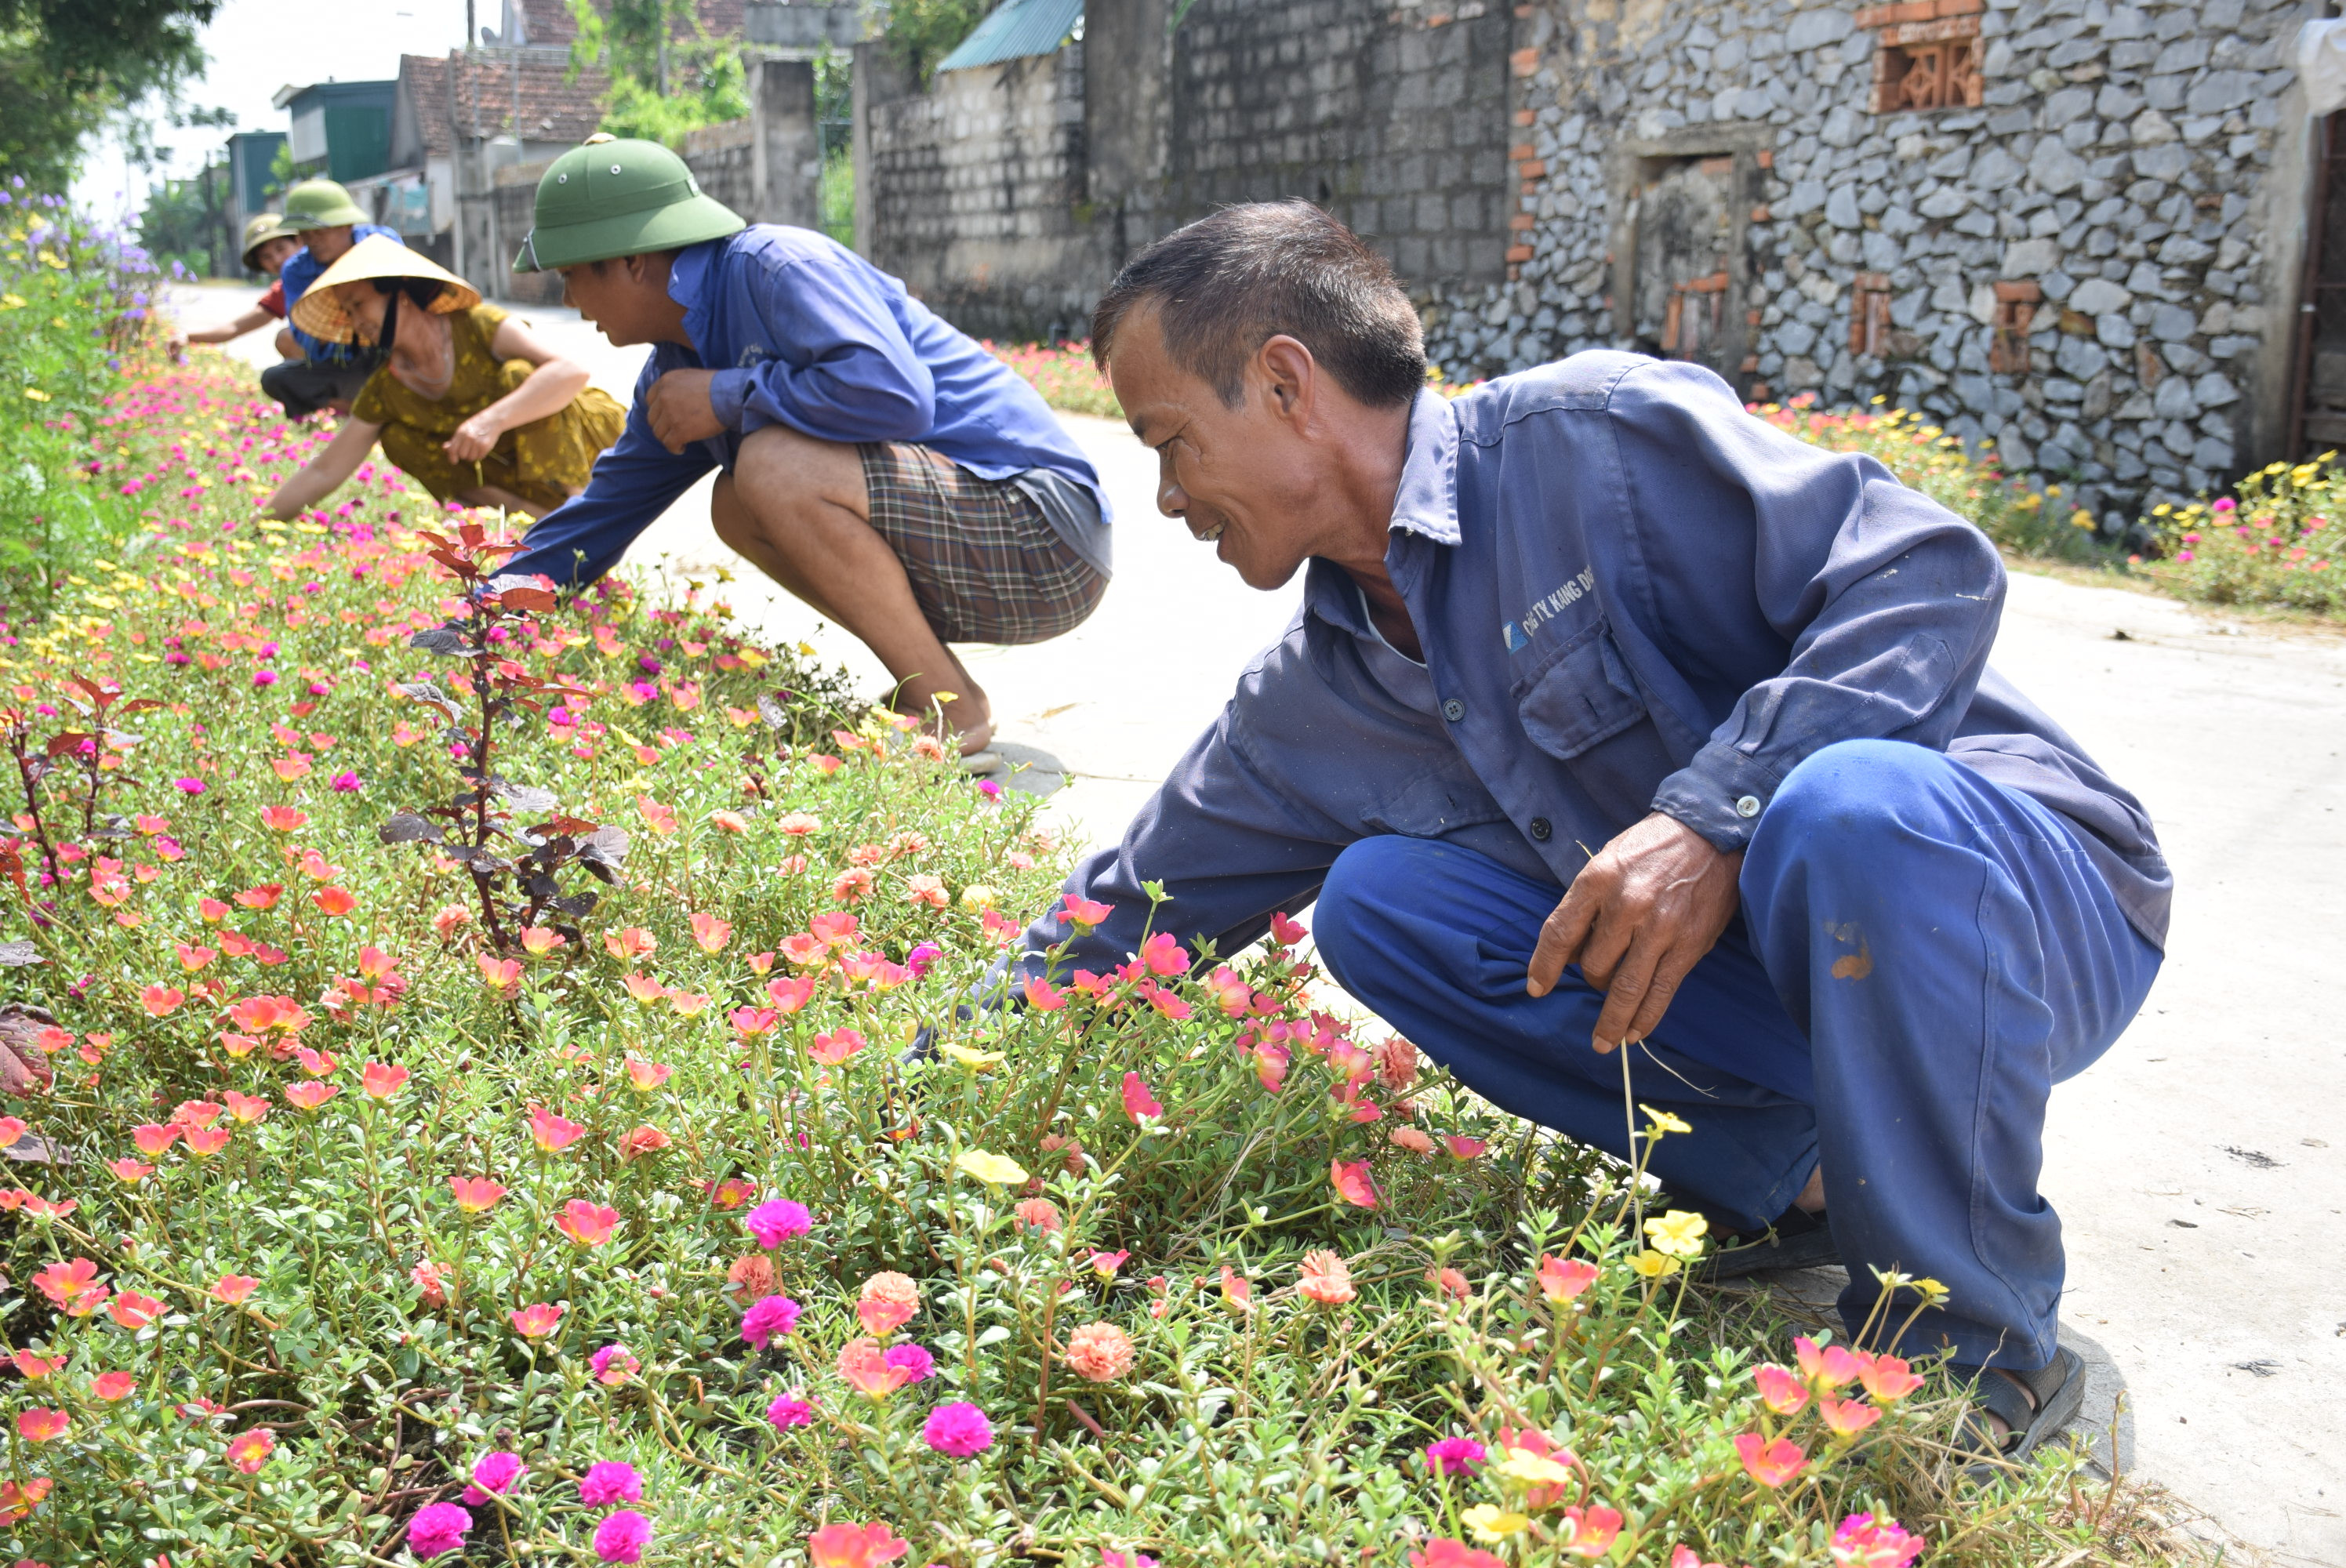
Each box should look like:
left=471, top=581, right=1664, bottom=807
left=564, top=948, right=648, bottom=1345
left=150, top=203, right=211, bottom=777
left=166, top=281, right=2346, bottom=1564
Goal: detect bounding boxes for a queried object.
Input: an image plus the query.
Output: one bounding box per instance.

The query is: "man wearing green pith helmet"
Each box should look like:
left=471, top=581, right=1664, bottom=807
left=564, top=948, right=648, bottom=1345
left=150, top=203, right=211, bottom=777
left=263, top=179, right=409, bottom=420
left=499, top=136, right=1113, bottom=761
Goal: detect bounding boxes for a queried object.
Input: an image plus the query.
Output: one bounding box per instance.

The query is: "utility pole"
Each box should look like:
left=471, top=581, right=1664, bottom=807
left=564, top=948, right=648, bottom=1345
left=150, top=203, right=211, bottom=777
left=466, top=0, right=476, bottom=49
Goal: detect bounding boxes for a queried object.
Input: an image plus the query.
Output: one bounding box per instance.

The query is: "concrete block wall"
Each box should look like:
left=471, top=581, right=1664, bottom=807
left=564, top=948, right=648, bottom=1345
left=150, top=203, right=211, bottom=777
left=1444, top=0, right=2320, bottom=531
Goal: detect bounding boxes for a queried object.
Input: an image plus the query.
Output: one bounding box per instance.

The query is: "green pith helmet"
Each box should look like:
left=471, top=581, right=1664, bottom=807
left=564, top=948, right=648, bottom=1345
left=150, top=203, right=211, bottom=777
left=281, top=180, right=369, bottom=230
left=513, top=134, right=745, bottom=273
left=238, top=212, right=302, bottom=270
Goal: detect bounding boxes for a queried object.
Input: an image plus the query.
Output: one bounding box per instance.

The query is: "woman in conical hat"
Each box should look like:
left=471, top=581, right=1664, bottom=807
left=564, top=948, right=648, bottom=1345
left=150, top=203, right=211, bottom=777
left=261, top=236, right=625, bottom=519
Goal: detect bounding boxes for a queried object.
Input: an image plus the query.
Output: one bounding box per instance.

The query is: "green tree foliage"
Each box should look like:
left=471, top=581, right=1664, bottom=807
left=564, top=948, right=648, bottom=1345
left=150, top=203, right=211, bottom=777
left=134, top=160, right=229, bottom=276
left=566, top=0, right=749, bottom=147
left=0, top=0, right=220, bottom=192
left=883, top=0, right=997, bottom=84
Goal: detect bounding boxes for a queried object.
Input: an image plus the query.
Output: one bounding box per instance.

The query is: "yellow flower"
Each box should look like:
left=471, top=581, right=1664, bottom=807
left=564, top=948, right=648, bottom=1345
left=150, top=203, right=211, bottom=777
left=2152, top=503, right=2173, bottom=517
left=1463, top=1504, right=1530, bottom=1542
left=955, top=1149, right=1029, bottom=1186
left=1639, top=1103, right=1691, bottom=1136
left=2069, top=509, right=2096, bottom=530
left=959, top=884, right=999, bottom=911
left=0, top=293, right=23, bottom=309
left=20, top=388, right=49, bottom=402
left=1627, top=1249, right=1681, bottom=1279
left=1497, top=1448, right=1577, bottom=1487
left=940, top=1044, right=1004, bottom=1072
left=1643, top=1208, right=1709, bottom=1258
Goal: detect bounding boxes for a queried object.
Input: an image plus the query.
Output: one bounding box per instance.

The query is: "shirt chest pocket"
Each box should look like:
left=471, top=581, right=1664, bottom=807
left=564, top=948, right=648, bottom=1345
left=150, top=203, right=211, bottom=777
left=1511, top=620, right=1680, bottom=828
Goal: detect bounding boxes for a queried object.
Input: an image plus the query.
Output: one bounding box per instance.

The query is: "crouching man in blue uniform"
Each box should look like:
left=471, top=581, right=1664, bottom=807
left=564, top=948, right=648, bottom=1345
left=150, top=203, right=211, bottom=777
left=1013, top=203, right=2169, bottom=1465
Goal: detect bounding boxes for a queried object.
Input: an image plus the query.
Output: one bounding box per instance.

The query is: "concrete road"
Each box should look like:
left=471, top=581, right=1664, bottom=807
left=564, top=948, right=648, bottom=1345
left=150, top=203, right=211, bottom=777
left=167, top=283, right=2346, bottom=1563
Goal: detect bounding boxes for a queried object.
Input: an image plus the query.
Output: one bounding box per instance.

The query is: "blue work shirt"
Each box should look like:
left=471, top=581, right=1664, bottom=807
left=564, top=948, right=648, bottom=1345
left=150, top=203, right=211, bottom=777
left=1020, top=353, right=2171, bottom=981
left=280, top=224, right=403, bottom=365
left=500, top=225, right=1112, bottom=588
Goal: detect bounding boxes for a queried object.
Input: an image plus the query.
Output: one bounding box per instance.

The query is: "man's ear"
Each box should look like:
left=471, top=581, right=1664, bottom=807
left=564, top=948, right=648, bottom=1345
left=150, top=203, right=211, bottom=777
left=1257, top=335, right=1318, bottom=423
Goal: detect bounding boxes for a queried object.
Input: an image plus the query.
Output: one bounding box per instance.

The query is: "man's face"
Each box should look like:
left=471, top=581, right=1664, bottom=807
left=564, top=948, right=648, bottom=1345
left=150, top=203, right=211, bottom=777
left=558, top=254, right=675, bottom=347
left=252, top=237, right=299, bottom=275
left=303, top=225, right=358, bottom=265
left=1108, top=306, right=1327, bottom=592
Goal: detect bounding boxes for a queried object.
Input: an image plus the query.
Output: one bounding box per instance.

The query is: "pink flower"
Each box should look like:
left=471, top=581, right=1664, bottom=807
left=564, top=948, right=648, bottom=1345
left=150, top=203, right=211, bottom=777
left=1423, top=1435, right=1485, bottom=1476
left=921, top=1400, right=994, bottom=1457
left=741, top=1293, right=803, bottom=1349
left=1734, top=1432, right=1807, bottom=1487
left=1330, top=1158, right=1380, bottom=1208
left=745, top=1198, right=812, bottom=1248
left=594, top=1508, right=653, bottom=1565
left=590, top=1345, right=640, bottom=1385
left=766, top=1392, right=816, bottom=1430
left=578, top=1460, right=642, bottom=1506
left=1830, top=1513, right=1925, bottom=1568
left=883, top=1343, right=936, bottom=1384
left=1120, top=1070, right=1162, bottom=1123
left=463, top=1450, right=525, bottom=1504
left=1536, top=1254, right=1599, bottom=1303
left=1753, top=1363, right=1809, bottom=1416
left=407, top=1502, right=470, bottom=1558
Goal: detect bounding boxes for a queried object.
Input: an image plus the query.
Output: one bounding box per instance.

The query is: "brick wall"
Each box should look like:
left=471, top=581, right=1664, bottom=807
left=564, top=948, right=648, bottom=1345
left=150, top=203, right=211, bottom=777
left=683, top=119, right=761, bottom=222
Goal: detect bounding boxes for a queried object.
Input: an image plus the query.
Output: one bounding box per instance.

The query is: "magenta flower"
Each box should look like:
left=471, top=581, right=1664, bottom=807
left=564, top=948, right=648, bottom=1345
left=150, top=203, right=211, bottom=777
left=462, top=1449, right=525, bottom=1504
left=744, top=1199, right=812, bottom=1248
left=252, top=669, right=278, bottom=688
left=577, top=1460, right=642, bottom=1506
left=406, top=1501, right=470, bottom=1558
left=883, top=1343, right=936, bottom=1384
left=173, top=777, right=205, bottom=795
left=1830, top=1513, right=1925, bottom=1568
left=1423, top=1435, right=1487, bottom=1477
left=590, top=1345, right=640, bottom=1385
left=740, top=1293, right=803, bottom=1350
left=906, top=941, right=943, bottom=977
left=330, top=771, right=362, bottom=793
left=593, top=1508, right=653, bottom=1565
left=765, top=1392, right=815, bottom=1430
left=922, top=1400, right=994, bottom=1457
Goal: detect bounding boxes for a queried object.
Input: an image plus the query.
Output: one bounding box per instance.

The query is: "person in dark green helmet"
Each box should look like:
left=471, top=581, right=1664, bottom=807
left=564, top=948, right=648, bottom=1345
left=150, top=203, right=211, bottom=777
left=497, top=136, right=1111, bottom=761
left=263, top=179, right=407, bottom=420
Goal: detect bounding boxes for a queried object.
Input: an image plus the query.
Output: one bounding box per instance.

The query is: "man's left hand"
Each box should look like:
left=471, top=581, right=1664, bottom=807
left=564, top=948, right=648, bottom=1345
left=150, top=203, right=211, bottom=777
left=1526, top=811, right=1744, bottom=1052
left=645, top=368, right=726, bottom=453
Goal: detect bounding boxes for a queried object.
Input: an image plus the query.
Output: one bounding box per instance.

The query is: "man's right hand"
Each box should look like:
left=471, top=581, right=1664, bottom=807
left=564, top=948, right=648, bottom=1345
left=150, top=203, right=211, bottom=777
left=645, top=368, right=726, bottom=454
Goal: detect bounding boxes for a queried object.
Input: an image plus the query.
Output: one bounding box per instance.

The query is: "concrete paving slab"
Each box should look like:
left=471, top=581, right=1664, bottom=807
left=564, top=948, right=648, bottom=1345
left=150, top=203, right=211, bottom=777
left=162, top=283, right=2345, bottom=1561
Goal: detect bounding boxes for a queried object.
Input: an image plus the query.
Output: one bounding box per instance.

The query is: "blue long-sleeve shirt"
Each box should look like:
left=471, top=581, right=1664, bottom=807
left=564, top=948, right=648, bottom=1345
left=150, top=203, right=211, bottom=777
left=500, top=226, right=1111, bottom=587
left=280, top=224, right=402, bottom=365
left=1019, top=353, right=2171, bottom=982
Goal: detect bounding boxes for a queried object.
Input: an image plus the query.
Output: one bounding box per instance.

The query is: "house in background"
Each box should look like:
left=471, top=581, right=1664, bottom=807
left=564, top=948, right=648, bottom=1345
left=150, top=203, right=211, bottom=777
left=222, top=130, right=288, bottom=253
left=273, top=80, right=398, bottom=185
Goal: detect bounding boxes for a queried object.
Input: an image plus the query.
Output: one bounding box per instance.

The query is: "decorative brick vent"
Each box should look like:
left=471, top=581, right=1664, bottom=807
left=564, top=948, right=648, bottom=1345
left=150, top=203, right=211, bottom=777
left=1989, top=281, right=2040, bottom=376
left=1849, top=272, right=1894, bottom=355
left=1855, top=0, right=1985, bottom=114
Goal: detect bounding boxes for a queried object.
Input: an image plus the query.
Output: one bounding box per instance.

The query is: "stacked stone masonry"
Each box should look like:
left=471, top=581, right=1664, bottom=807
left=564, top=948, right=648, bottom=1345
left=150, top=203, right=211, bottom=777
left=1426, top=0, right=2312, bottom=532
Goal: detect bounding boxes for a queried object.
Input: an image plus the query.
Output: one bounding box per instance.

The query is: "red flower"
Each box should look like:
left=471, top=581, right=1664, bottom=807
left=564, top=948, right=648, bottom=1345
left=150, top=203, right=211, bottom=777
left=1330, top=1158, right=1380, bottom=1209
left=310, top=884, right=356, bottom=916
left=1120, top=1070, right=1162, bottom=1123
left=225, top=1427, right=276, bottom=1473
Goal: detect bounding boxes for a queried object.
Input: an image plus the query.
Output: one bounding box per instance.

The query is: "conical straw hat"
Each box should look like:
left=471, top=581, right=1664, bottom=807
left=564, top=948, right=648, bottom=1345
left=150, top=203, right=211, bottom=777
left=292, top=235, right=483, bottom=343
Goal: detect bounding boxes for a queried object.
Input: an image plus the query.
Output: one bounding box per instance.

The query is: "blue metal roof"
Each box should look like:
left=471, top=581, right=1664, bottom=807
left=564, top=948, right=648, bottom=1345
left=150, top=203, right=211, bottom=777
left=935, top=0, right=1084, bottom=72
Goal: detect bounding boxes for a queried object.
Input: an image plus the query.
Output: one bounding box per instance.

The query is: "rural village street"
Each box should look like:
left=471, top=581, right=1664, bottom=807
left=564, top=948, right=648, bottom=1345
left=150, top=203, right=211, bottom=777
left=176, top=284, right=2346, bottom=1566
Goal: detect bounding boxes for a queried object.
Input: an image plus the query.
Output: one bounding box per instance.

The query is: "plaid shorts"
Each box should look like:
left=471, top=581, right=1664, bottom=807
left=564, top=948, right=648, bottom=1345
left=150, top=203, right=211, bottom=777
left=858, top=443, right=1107, bottom=644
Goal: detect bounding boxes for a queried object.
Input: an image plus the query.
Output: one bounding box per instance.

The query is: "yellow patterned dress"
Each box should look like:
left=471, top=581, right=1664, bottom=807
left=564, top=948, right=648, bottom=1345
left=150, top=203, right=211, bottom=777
left=351, top=303, right=624, bottom=513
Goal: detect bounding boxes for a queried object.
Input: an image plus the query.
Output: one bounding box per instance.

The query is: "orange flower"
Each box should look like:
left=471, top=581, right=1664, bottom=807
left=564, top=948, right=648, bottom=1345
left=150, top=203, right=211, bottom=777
left=32, top=1258, right=107, bottom=1316
left=260, top=805, right=308, bottom=832
left=212, top=1274, right=260, bottom=1305
left=809, top=1029, right=867, bottom=1066
left=619, top=1124, right=671, bottom=1160
left=776, top=811, right=821, bottom=836
left=605, top=926, right=657, bottom=960
left=92, top=1370, right=136, bottom=1401
left=283, top=1082, right=340, bottom=1112
left=837, top=1336, right=913, bottom=1399
left=174, top=942, right=217, bottom=972
left=557, top=1200, right=621, bottom=1247
left=109, top=1291, right=166, bottom=1330
left=234, top=883, right=285, bottom=909
left=140, top=984, right=184, bottom=1018
left=1859, top=1353, right=1924, bottom=1403
left=857, top=1272, right=919, bottom=1334
left=271, top=753, right=311, bottom=782
left=622, top=972, right=667, bottom=1004
left=1428, top=1266, right=1469, bottom=1301
left=1331, top=1158, right=1380, bottom=1209
left=1389, top=1126, right=1435, bottom=1153
left=1536, top=1254, right=1599, bottom=1304
left=360, top=1062, right=409, bottom=1098
left=132, top=1123, right=180, bottom=1156
left=635, top=795, right=677, bottom=834
left=806, top=1522, right=909, bottom=1568
left=1298, top=1249, right=1355, bottom=1306
left=1818, top=1393, right=1882, bottom=1439
left=0, top=1477, right=53, bottom=1522
left=689, top=911, right=732, bottom=953
left=1753, top=1363, right=1809, bottom=1417
left=478, top=954, right=522, bottom=997
left=180, top=1124, right=233, bottom=1156
left=1219, top=1264, right=1252, bottom=1312
left=519, top=926, right=566, bottom=956
left=1734, top=1432, right=1807, bottom=1487
left=310, top=884, right=356, bottom=916
left=623, top=1057, right=672, bottom=1091
left=1794, top=1334, right=1864, bottom=1389
left=221, top=1091, right=269, bottom=1123
left=1063, top=1322, right=1135, bottom=1383
left=1011, top=1198, right=1062, bottom=1233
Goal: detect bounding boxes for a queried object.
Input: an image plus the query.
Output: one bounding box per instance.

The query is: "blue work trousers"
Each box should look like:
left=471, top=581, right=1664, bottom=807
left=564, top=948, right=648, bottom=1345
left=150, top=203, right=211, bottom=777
left=1313, top=739, right=2162, bottom=1370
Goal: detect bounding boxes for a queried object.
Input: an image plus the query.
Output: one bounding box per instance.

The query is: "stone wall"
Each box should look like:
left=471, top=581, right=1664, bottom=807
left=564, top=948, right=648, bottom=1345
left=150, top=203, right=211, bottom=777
left=858, top=43, right=1107, bottom=340
left=1440, top=0, right=2319, bottom=532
